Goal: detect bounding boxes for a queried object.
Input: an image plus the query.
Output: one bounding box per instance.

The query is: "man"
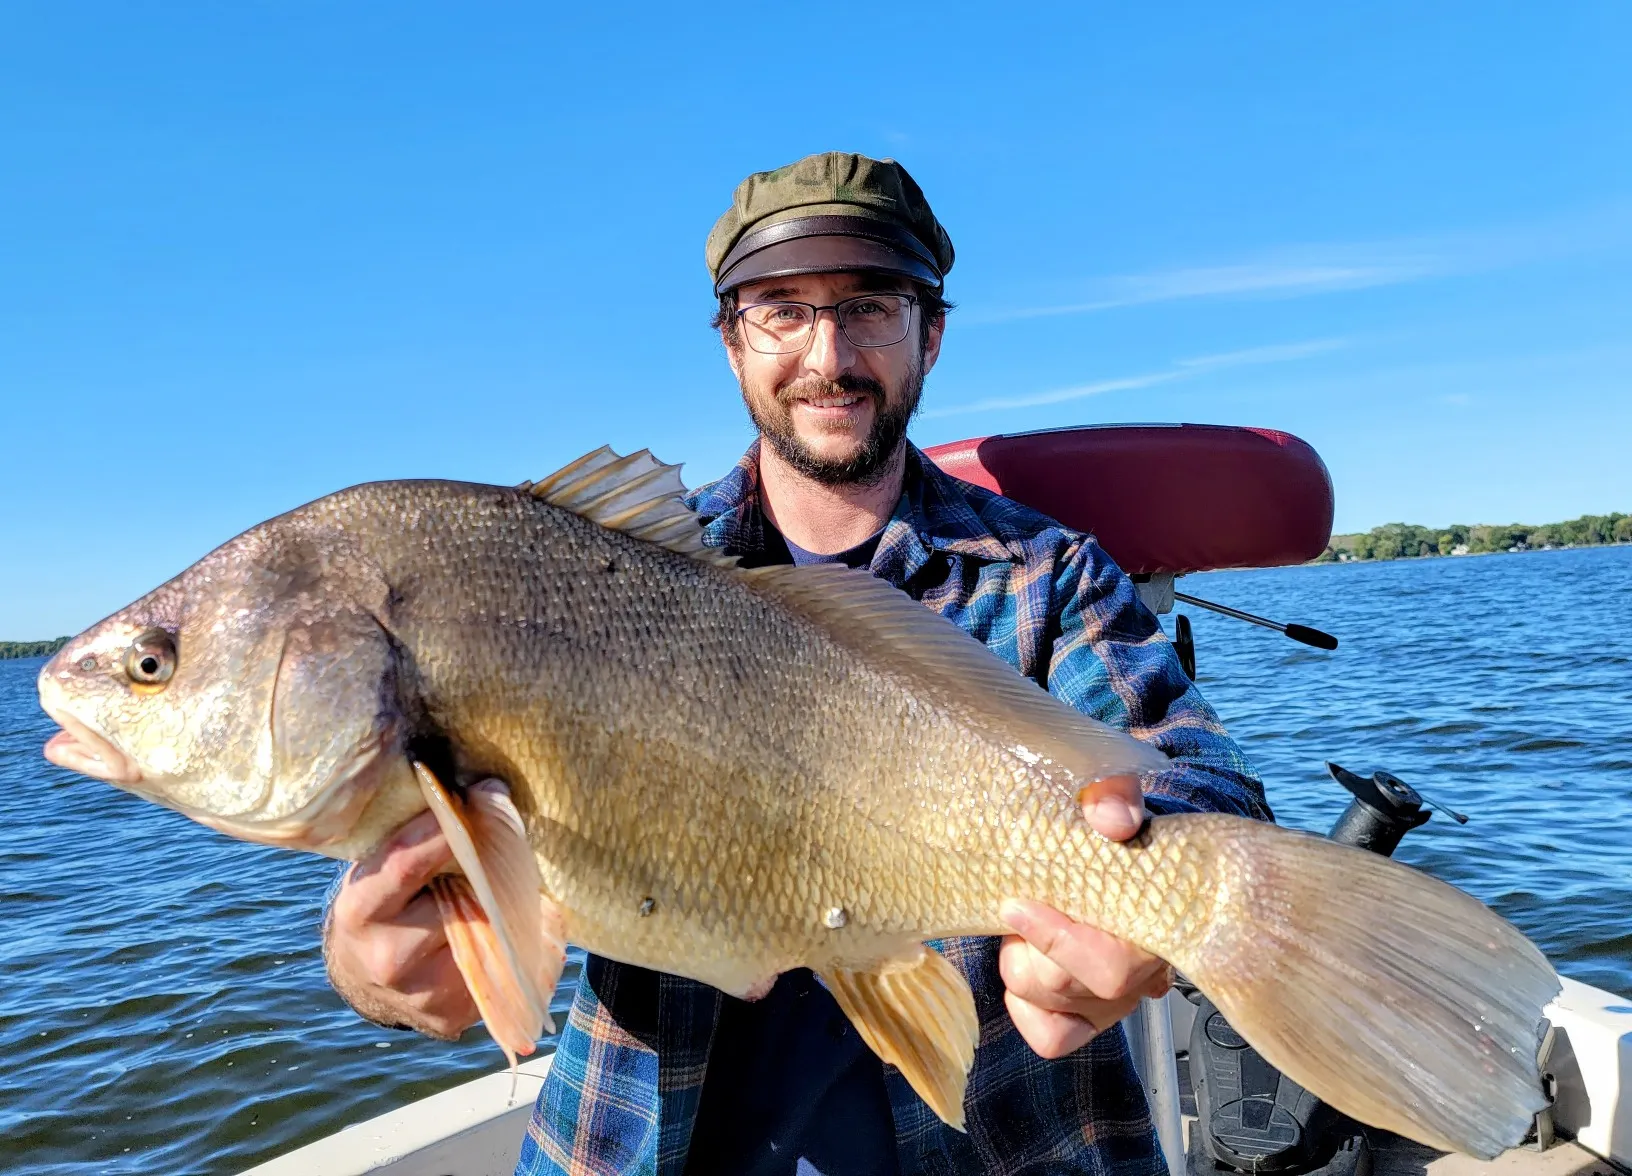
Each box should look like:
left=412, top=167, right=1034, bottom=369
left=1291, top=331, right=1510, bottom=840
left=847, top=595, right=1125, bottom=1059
left=324, top=152, right=1269, bottom=1174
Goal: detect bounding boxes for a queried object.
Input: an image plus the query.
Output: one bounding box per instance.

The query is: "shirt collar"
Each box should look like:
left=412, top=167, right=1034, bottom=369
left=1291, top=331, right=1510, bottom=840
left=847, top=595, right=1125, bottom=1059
left=688, top=438, right=1022, bottom=566
left=898, top=444, right=1021, bottom=564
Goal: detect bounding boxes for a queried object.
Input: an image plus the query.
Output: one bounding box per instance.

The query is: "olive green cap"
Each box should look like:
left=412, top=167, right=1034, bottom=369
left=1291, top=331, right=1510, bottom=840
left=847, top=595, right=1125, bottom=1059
left=707, top=152, right=955, bottom=295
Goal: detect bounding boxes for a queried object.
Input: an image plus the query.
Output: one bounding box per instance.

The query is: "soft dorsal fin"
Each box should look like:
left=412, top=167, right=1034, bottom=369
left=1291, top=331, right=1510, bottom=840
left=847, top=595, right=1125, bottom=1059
left=743, top=563, right=1171, bottom=785
left=520, top=446, right=737, bottom=568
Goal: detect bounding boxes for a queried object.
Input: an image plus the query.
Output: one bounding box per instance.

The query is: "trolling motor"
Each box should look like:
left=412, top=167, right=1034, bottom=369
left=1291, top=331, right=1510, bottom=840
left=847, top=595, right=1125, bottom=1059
left=1183, top=764, right=1460, bottom=1176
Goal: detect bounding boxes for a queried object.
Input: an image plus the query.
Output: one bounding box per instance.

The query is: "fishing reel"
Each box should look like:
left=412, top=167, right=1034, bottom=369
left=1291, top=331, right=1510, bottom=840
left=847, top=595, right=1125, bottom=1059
left=1181, top=764, right=1462, bottom=1176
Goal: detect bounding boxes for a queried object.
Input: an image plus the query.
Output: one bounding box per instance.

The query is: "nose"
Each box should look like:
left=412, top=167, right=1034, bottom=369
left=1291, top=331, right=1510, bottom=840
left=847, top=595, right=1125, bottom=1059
left=800, top=308, right=857, bottom=381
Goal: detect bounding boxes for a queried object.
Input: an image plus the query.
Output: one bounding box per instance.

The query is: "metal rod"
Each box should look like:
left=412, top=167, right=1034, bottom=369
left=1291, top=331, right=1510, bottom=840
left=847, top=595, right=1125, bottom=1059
left=1140, top=996, right=1186, bottom=1176
left=1173, top=591, right=1339, bottom=650
left=1173, top=591, right=1287, bottom=632
left=1422, top=793, right=1471, bottom=825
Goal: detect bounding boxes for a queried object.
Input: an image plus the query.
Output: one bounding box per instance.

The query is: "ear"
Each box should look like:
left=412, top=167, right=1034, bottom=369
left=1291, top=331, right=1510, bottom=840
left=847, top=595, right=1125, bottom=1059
left=921, top=310, right=946, bottom=376
left=722, top=329, right=745, bottom=380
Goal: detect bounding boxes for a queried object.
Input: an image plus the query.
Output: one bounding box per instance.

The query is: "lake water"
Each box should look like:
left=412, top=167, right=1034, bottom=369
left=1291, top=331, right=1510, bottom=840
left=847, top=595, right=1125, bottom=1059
left=2, top=544, right=1629, bottom=1174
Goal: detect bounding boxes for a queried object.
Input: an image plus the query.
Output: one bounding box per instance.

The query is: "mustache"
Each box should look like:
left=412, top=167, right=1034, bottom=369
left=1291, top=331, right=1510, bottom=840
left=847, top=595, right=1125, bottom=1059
left=776, top=374, right=886, bottom=407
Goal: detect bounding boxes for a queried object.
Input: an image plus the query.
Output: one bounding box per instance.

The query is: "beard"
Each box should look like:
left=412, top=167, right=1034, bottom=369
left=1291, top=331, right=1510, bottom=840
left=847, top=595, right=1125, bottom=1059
left=740, top=351, right=925, bottom=488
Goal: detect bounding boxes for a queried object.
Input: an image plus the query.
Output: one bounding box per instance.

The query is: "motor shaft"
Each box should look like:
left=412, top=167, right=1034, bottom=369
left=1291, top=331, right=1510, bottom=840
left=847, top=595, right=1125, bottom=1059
left=1172, top=591, right=1338, bottom=650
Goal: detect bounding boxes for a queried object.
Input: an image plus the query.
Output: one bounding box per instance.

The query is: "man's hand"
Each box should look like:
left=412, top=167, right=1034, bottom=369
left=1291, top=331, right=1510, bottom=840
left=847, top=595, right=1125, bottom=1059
left=998, top=774, right=1174, bottom=1059
left=324, top=804, right=482, bottom=1041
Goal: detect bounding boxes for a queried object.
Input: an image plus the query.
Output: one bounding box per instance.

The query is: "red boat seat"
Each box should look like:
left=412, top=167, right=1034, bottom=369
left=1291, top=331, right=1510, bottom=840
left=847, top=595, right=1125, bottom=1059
left=923, top=424, right=1333, bottom=575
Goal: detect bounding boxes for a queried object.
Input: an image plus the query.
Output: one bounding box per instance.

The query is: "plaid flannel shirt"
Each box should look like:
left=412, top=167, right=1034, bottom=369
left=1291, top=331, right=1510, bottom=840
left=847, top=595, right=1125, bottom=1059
left=517, top=440, right=1269, bottom=1176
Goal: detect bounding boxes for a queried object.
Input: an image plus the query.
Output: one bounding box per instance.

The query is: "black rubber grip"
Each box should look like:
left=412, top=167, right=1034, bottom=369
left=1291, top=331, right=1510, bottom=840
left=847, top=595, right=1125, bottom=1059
left=1284, top=624, right=1339, bottom=650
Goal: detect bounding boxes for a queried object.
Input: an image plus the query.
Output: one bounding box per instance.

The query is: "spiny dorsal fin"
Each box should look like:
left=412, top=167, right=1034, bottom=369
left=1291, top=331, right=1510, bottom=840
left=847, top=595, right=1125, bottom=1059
left=743, top=563, right=1171, bottom=785
left=520, top=446, right=737, bottom=569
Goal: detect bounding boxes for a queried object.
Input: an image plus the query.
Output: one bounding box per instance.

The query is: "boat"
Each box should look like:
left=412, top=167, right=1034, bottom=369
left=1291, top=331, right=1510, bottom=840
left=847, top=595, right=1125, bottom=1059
left=241, top=425, right=1632, bottom=1176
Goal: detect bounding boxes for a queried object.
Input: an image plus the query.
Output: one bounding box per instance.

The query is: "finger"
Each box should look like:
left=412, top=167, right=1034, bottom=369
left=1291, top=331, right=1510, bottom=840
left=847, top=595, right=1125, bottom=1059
left=1000, top=937, right=1171, bottom=1031
left=353, top=951, right=480, bottom=1041
left=1075, top=774, right=1147, bottom=841
left=341, top=815, right=455, bottom=923
left=1145, top=964, right=1176, bottom=1000
left=1004, top=989, right=1100, bottom=1060
left=1066, top=990, right=1147, bottom=1033
left=396, top=949, right=474, bottom=1008
left=1000, top=899, right=1167, bottom=1000
left=355, top=903, right=453, bottom=984
left=391, top=937, right=484, bottom=1033
left=998, top=935, right=1092, bottom=1012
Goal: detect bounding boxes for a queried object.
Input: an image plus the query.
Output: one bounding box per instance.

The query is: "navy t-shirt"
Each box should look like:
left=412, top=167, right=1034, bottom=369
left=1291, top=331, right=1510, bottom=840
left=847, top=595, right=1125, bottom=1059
left=682, top=523, right=898, bottom=1176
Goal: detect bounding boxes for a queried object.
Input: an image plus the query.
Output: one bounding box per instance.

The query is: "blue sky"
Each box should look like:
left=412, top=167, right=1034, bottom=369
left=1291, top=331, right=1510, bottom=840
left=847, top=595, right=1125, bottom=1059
left=3, top=3, right=1628, bottom=637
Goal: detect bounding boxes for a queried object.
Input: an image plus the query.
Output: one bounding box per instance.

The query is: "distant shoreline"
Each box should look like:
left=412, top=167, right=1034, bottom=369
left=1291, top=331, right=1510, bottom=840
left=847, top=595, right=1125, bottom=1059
left=1320, top=512, right=1628, bottom=564
left=0, top=638, right=68, bottom=660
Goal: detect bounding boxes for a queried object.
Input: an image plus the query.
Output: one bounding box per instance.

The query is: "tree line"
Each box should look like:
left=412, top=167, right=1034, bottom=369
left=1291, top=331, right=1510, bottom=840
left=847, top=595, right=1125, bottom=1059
left=0, top=638, right=69, bottom=659
left=1321, top=512, right=1631, bottom=562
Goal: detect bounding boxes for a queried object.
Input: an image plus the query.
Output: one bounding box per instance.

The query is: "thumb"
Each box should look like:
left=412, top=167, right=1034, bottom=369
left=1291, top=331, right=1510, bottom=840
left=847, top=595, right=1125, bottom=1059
left=1075, top=774, right=1147, bottom=841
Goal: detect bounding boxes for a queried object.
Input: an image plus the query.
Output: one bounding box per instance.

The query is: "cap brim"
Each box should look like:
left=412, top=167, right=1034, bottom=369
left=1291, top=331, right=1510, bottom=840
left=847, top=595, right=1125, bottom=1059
left=715, top=234, right=941, bottom=295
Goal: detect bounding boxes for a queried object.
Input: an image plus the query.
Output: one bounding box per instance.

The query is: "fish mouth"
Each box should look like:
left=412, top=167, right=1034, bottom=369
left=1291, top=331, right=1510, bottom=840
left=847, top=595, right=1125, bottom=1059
left=43, top=704, right=396, bottom=855
left=41, top=702, right=143, bottom=787
left=38, top=672, right=395, bottom=854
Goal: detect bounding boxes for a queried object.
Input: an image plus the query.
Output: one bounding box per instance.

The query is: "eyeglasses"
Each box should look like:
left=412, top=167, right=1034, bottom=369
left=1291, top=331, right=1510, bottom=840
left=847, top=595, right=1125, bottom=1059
left=735, top=293, right=918, bottom=355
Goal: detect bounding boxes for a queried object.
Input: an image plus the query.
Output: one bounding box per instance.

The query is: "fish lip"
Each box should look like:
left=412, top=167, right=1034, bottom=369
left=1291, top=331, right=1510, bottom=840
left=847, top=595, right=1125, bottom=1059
left=43, top=723, right=392, bottom=854
left=39, top=697, right=144, bottom=787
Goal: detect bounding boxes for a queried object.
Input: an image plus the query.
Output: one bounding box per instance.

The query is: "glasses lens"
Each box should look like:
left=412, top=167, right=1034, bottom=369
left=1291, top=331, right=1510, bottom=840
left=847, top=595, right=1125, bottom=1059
left=838, top=295, right=912, bottom=348
left=740, top=303, right=813, bottom=354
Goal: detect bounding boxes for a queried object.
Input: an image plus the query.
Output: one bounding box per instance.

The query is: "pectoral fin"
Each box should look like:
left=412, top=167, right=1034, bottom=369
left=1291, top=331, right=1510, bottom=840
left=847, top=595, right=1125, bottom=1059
left=414, top=763, right=567, bottom=1067
left=819, top=947, right=979, bottom=1131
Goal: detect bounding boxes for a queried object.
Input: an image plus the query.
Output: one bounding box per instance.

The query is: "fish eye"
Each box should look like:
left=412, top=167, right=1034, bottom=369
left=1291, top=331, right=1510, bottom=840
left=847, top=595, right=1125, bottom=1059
left=124, top=629, right=177, bottom=690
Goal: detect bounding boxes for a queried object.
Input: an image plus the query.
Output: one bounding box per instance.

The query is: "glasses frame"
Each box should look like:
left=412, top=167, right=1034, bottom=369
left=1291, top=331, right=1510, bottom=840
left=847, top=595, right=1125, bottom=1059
left=733, top=293, right=920, bottom=355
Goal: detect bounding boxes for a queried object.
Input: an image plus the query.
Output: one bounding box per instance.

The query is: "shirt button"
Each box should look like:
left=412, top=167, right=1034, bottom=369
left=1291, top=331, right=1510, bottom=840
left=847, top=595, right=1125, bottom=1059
left=828, top=1017, right=849, bottom=1040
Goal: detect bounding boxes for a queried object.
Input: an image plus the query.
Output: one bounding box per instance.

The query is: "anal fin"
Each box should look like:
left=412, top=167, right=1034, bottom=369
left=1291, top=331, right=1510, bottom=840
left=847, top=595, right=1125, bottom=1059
left=414, top=763, right=567, bottom=1068
left=820, top=947, right=979, bottom=1131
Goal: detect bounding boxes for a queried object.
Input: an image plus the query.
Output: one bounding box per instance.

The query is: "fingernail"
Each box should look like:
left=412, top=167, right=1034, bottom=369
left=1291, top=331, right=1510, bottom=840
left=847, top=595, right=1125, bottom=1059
left=999, top=900, right=1033, bottom=935
left=1088, top=797, right=1144, bottom=840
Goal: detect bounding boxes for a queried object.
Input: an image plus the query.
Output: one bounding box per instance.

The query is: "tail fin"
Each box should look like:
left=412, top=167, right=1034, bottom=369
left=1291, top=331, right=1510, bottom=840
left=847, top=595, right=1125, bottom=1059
left=1167, top=816, right=1558, bottom=1159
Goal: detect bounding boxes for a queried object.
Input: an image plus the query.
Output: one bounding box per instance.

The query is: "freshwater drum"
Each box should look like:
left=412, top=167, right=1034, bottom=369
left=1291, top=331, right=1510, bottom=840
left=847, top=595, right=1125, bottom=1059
left=35, top=447, right=1558, bottom=1160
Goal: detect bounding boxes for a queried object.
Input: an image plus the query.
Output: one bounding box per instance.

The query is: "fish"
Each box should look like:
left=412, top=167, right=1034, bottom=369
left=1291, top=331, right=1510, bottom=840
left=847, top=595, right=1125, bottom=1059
left=38, top=447, right=1559, bottom=1158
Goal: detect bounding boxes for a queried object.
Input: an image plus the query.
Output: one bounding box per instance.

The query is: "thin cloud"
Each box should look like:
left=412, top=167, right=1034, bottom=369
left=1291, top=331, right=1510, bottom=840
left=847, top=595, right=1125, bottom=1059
left=1176, top=338, right=1350, bottom=369
left=967, top=204, right=1632, bottom=326
left=922, top=337, right=1346, bottom=419
left=971, top=250, right=1440, bottom=324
